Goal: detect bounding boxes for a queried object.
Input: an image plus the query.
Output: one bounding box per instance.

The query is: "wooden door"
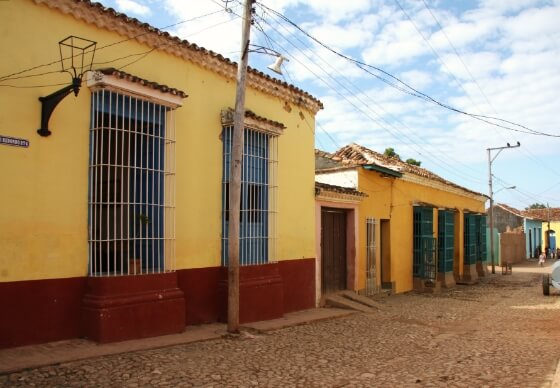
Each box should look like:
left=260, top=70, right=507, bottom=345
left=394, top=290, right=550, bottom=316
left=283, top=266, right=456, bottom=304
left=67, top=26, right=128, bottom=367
left=321, top=208, right=347, bottom=294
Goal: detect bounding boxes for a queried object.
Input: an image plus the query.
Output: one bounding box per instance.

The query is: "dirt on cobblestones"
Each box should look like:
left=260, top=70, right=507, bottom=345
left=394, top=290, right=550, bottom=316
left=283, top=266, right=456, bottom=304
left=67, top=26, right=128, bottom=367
left=1, top=267, right=560, bottom=387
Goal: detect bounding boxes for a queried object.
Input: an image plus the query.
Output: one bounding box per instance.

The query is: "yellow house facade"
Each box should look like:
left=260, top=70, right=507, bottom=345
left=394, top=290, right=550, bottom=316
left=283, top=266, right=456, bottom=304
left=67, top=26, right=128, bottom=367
left=0, top=0, right=322, bottom=348
left=316, top=144, right=487, bottom=295
left=524, top=208, right=560, bottom=255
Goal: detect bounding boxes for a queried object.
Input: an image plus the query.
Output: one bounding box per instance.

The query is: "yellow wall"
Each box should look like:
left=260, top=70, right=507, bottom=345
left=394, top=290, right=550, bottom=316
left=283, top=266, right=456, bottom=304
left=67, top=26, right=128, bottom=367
left=0, top=1, right=317, bottom=282
left=543, top=221, right=560, bottom=250
left=355, top=169, right=485, bottom=293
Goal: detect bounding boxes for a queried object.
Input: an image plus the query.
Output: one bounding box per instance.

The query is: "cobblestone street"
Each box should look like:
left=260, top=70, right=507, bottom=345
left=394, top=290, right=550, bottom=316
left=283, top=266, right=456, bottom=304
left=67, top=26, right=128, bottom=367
left=2, top=266, right=560, bottom=387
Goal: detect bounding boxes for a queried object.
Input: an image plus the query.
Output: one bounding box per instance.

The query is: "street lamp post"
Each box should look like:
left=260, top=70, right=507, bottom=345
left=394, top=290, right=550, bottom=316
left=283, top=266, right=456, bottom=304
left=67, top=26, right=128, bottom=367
left=487, top=142, right=521, bottom=274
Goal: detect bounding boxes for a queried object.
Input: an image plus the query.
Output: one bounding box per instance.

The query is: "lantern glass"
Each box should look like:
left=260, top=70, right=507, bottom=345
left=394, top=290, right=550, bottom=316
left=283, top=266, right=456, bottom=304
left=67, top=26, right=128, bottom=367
left=58, top=36, right=96, bottom=79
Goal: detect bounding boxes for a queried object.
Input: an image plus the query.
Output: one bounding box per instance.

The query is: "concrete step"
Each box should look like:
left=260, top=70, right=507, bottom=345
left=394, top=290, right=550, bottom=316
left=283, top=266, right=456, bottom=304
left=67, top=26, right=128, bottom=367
left=324, top=294, right=376, bottom=313
left=339, top=290, right=384, bottom=310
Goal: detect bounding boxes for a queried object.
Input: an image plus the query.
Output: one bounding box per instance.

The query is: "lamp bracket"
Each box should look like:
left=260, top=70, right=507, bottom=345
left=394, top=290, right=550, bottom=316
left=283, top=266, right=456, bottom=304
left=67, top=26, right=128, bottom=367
left=37, top=77, right=81, bottom=137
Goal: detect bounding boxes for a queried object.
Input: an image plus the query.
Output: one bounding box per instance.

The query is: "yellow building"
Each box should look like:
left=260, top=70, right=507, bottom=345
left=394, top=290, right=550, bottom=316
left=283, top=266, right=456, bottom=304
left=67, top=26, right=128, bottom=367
left=0, top=0, right=322, bottom=348
left=524, top=208, right=560, bottom=255
left=316, top=144, right=487, bottom=295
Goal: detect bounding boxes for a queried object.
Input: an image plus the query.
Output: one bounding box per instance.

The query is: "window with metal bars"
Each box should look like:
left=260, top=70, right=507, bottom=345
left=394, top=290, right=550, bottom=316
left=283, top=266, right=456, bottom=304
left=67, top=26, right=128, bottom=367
left=463, top=213, right=477, bottom=265
left=438, top=210, right=455, bottom=273
left=476, top=215, right=487, bottom=262
left=413, top=206, right=436, bottom=279
left=221, top=126, right=278, bottom=266
left=88, top=89, right=176, bottom=276
left=365, top=218, right=377, bottom=295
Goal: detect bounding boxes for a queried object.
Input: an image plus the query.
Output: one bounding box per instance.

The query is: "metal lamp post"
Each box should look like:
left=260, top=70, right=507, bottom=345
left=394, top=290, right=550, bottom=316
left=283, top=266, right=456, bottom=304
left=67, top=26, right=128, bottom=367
left=487, top=142, right=520, bottom=274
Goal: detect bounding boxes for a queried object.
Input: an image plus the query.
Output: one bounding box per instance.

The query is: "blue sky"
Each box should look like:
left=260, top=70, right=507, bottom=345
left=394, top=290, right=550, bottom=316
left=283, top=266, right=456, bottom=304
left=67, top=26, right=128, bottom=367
left=98, top=0, right=560, bottom=209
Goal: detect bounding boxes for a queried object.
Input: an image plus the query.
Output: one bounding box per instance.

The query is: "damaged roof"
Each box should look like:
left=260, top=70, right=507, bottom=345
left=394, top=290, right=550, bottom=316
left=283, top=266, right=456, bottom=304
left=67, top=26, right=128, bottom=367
left=319, top=143, right=485, bottom=198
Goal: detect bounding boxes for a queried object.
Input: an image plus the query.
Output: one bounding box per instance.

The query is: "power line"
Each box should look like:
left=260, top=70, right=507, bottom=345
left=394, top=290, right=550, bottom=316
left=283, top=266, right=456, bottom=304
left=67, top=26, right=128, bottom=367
left=255, top=2, right=560, bottom=138
left=417, top=0, right=560, bottom=180
left=394, top=0, right=484, bottom=115
left=421, top=0, right=496, bottom=112
left=254, top=9, right=486, bottom=185
left=0, top=7, right=231, bottom=83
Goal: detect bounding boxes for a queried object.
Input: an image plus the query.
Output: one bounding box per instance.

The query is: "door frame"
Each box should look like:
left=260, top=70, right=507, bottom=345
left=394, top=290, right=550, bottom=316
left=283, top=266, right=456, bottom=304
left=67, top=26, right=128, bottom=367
left=315, top=200, right=359, bottom=306
left=321, top=208, right=348, bottom=294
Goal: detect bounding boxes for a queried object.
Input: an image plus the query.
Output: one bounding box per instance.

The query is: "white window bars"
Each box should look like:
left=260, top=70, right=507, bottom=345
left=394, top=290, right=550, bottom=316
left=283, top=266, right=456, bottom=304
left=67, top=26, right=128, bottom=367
left=88, top=89, right=176, bottom=276
left=365, top=218, right=377, bottom=295
left=221, top=126, right=278, bottom=266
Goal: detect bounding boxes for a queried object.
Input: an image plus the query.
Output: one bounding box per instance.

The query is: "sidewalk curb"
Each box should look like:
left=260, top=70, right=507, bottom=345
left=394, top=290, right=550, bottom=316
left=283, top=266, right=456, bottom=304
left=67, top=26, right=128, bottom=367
left=0, top=308, right=352, bottom=375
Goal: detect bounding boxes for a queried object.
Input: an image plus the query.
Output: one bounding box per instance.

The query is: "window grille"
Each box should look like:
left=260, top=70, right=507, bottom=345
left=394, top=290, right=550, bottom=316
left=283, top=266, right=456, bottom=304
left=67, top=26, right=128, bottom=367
left=365, top=217, right=377, bottom=295
left=438, top=210, right=454, bottom=273
left=221, top=126, right=278, bottom=266
left=413, top=206, right=436, bottom=279
left=477, top=215, right=487, bottom=262
left=463, top=213, right=477, bottom=265
left=88, top=89, right=176, bottom=276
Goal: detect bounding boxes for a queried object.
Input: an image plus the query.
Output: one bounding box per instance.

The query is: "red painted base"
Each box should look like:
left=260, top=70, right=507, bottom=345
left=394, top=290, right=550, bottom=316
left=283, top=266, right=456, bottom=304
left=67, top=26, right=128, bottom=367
left=0, top=277, right=86, bottom=349
left=177, top=267, right=222, bottom=325
left=0, top=259, right=315, bottom=348
left=218, top=263, right=284, bottom=324
left=81, top=272, right=185, bottom=343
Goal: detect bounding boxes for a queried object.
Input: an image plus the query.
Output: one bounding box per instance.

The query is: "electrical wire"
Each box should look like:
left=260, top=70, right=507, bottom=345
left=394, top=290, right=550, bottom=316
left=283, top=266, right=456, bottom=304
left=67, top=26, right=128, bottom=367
left=255, top=2, right=560, bottom=138
left=394, top=0, right=484, bottom=115
left=0, top=7, right=233, bottom=83
left=421, top=0, right=496, bottom=112
left=417, top=0, right=560, bottom=180
left=254, top=11, right=486, bottom=185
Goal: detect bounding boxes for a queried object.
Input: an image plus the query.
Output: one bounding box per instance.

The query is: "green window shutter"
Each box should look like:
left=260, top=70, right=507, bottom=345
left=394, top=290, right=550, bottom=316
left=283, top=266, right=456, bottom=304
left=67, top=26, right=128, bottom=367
left=464, top=214, right=477, bottom=265
left=480, top=215, right=487, bottom=261
left=438, top=210, right=455, bottom=273
left=414, top=206, right=434, bottom=278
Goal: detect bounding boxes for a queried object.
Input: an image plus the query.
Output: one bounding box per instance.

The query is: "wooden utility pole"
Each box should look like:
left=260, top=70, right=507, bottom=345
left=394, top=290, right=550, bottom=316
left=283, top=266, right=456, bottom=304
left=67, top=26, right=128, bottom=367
left=487, top=142, right=520, bottom=274
left=228, top=0, right=253, bottom=333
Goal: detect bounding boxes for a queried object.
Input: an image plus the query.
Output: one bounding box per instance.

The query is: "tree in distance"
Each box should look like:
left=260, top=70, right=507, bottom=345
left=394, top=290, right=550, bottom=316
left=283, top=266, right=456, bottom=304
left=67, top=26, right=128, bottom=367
left=525, top=203, right=546, bottom=210
left=383, top=148, right=421, bottom=166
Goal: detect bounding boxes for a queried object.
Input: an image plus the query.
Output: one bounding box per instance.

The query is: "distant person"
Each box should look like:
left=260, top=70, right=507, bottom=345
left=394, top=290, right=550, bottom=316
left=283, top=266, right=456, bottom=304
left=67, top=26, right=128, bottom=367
left=539, top=251, right=546, bottom=267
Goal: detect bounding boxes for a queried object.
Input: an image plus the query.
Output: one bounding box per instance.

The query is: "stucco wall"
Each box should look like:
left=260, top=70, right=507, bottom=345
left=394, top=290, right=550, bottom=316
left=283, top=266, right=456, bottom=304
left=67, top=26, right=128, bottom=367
left=355, top=169, right=486, bottom=293
left=500, top=231, right=526, bottom=264
left=492, top=206, right=523, bottom=233
left=0, top=0, right=317, bottom=282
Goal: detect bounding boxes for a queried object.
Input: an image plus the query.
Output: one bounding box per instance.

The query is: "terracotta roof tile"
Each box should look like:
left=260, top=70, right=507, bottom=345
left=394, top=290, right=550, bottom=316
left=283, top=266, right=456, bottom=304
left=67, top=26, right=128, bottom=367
left=98, top=68, right=188, bottom=97
left=495, top=203, right=525, bottom=218
left=331, top=143, right=485, bottom=197
left=522, top=208, right=560, bottom=221
left=245, top=110, right=286, bottom=130
left=34, top=0, right=323, bottom=113
left=315, top=182, right=367, bottom=197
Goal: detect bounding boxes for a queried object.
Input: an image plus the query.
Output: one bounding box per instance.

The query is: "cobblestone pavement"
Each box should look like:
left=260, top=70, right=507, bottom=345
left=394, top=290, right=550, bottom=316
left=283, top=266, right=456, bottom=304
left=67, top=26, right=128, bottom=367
left=2, top=270, right=560, bottom=387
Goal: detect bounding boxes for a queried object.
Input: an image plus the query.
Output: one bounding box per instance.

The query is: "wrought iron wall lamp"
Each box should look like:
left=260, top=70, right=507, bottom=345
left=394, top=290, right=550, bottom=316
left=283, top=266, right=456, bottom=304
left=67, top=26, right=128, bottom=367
left=37, top=36, right=96, bottom=137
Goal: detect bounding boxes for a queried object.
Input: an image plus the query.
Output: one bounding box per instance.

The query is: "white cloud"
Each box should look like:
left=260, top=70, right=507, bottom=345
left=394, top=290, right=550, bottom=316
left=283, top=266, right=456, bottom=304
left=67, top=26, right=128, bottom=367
left=96, top=0, right=560, bottom=204
left=399, top=70, right=432, bottom=89
left=163, top=0, right=243, bottom=56
left=116, top=0, right=151, bottom=16
left=438, top=51, right=502, bottom=80
left=308, top=23, right=374, bottom=51
left=362, top=19, right=429, bottom=66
